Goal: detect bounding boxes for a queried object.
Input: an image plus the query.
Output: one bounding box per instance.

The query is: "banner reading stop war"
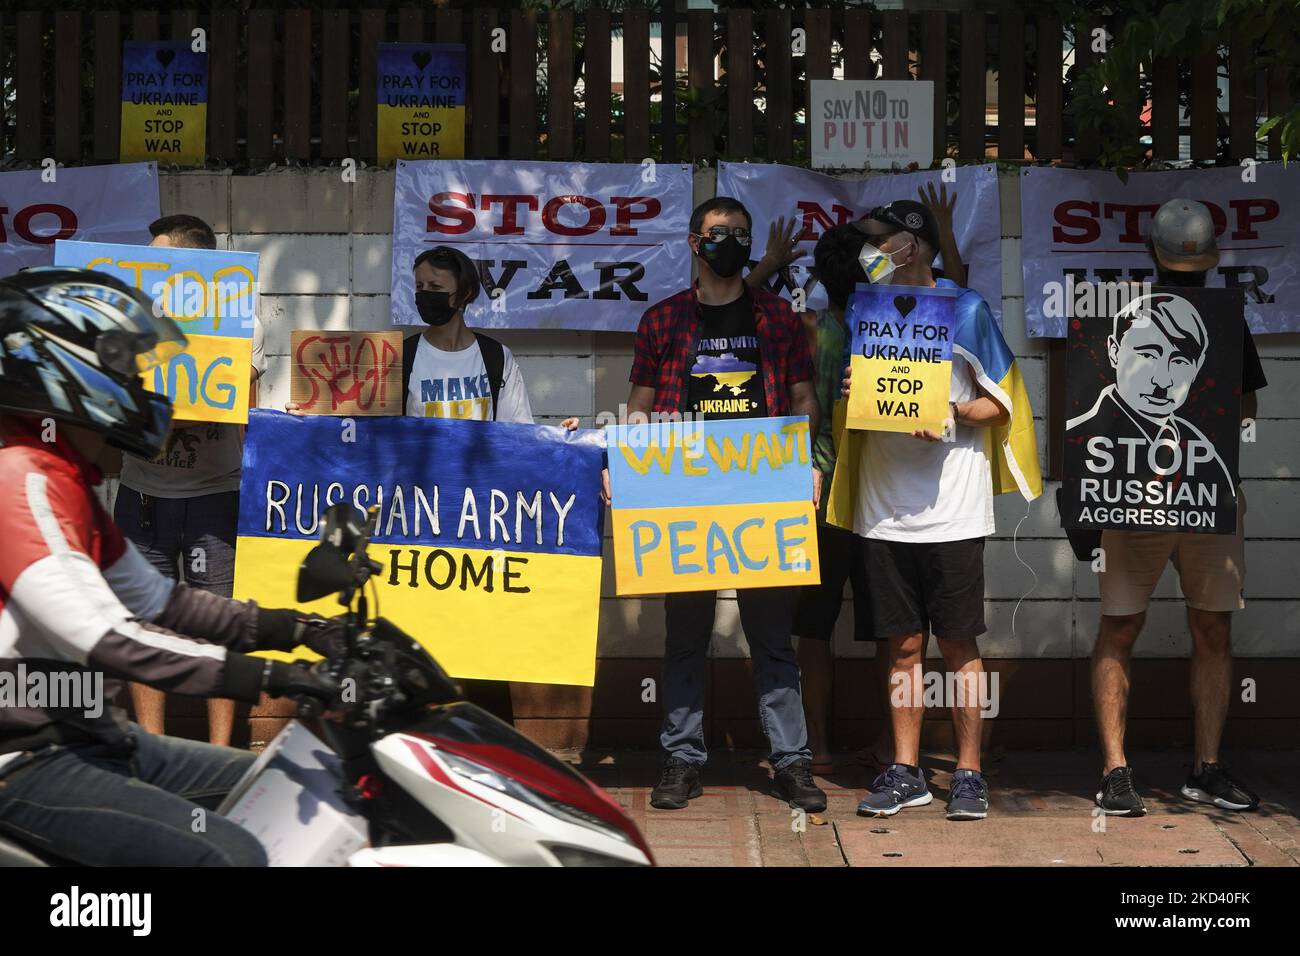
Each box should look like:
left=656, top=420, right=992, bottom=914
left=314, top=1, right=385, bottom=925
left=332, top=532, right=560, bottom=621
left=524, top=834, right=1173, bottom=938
left=716, top=161, right=1002, bottom=321
left=233, top=411, right=606, bottom=686
left=391, top=159, right=692, bottom=331
left=1021, top=164, right=1300, bottom=335
left=0, top=163, right=159, bottom=275
left=607, top=416, right=820, bottom=595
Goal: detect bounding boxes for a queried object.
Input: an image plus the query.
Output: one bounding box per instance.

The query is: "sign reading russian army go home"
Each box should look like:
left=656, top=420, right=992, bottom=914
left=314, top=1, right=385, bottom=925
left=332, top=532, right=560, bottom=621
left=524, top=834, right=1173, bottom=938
left=53, top=239, right=258, bottom=424
left=607, top=417, right=820, bottom=595
left=233, top=411, right=606, bottom=686
left=846, top=284, right=957, bottom=435
left=120, top=41, right=208, bottom=166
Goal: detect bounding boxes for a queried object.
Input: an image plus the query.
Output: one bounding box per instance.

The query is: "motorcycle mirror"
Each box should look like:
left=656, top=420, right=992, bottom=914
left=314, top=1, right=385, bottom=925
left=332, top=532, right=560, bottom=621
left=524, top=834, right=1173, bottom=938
left=296, top=502, right=369, bottom=603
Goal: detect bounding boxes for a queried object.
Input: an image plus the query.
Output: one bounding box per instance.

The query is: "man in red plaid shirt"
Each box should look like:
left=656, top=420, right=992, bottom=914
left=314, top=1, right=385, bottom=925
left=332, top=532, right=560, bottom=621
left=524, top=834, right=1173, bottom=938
left=624, top=196, right=825, bottom=813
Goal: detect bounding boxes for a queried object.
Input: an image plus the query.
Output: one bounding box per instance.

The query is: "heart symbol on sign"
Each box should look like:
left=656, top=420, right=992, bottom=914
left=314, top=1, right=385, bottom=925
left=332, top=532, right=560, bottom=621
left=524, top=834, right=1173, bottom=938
left=411, top=50, right=432, bottom=71
left=156, top=48, right=176, bottom=69
left=894, top=295, right=917, bottom=319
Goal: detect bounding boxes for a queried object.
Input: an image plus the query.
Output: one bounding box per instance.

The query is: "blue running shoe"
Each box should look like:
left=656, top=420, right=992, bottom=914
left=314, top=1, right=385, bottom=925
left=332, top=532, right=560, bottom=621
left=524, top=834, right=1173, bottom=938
left=857, top=763, right=932, bottom=817
left=945, top=768, right=989, bottom=820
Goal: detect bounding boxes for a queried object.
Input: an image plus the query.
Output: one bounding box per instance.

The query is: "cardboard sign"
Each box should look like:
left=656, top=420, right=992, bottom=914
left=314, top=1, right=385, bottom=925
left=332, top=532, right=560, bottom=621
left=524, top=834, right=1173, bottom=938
left=233, top=411, right=606, bottom=686
left=377, top=43, right=466, bottom=163
left=846, top=284, right=957, bottom=434
left=290, top=330, right=404, bottom=416
left=120, top=42, right=207, bottom=166
left=606, top=416, right=820, bottom=595
left=810, top=80, right=934, bottom=169
left=1062, top=286, right=1244, bottom=535
left=53, top=239, right=258, bottom=424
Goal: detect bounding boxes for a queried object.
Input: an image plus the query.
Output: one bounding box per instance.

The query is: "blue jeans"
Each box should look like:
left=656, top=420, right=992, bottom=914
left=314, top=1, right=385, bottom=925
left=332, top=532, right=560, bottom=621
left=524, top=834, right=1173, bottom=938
left=660, top=588, right=812, bottom=771
left=113, top=489, right=239, bottom=596
left=0, top=726, right=265, bottom=866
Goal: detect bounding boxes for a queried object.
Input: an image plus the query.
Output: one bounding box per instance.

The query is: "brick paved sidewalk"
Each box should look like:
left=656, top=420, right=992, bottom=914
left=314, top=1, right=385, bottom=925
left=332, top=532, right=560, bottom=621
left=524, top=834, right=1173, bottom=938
left=556, top=749, right=1300, bottom=867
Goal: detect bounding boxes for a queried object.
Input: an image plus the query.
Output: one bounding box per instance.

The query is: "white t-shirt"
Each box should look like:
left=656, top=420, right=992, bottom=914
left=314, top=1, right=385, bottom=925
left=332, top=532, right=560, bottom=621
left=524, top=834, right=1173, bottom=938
left=854, top=351, right=996, bottom=542
left=120, top=317, right=267, bottom=498
left=405, top=335, right=533, bottom=423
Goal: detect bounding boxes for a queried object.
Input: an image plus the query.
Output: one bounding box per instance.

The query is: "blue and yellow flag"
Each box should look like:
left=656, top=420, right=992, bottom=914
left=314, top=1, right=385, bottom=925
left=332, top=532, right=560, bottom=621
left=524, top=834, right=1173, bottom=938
left=607, top=416, right=821, bottom=595
left=53, top=239, right=258, bottom=424
left=377, top=43, right=466, bottom=163
left=232, top=412, right=606, bottom=686
left=828, top=281, right=1042, bottom=531
left=120, top=41, right=207, bottom=166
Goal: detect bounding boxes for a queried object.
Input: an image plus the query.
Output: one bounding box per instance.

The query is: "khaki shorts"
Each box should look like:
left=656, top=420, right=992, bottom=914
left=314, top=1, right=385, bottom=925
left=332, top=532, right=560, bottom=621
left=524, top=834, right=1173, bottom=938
left=1097, top=490, right=1247, bottom=616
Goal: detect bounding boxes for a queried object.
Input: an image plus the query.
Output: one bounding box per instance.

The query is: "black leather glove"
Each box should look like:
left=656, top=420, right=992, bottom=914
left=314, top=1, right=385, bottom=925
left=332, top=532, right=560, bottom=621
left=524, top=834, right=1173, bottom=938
left=255, top=608, right=348, bottom=658
left=262, top=660, right=339, bottom=704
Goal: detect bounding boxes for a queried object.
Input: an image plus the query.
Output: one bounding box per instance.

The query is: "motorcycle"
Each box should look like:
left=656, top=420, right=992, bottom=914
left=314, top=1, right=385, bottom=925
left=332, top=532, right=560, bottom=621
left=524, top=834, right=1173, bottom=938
left=0, top=502, right=654, bottom=868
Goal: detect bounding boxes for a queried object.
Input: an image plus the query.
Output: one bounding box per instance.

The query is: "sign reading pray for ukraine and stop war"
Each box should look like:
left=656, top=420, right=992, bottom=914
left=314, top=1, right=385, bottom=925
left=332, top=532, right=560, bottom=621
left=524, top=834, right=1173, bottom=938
left=606, top=416, right=820, bottom=595
left=377, top=43, right=466, bottom=163
left=233, top=411, right=606, bottom=686
left=1062, top=286, right=1244, bottom=535
left=120, top=42, right=208, bottom=166
left=846, top=284, right=957, bottom=434
left=53, top=239, right=258, bottom=424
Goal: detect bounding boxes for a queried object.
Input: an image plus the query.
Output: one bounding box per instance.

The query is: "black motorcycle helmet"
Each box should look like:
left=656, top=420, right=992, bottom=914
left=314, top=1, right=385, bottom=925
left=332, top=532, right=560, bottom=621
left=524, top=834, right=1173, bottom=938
left=0, top=267, right=186, bottom=458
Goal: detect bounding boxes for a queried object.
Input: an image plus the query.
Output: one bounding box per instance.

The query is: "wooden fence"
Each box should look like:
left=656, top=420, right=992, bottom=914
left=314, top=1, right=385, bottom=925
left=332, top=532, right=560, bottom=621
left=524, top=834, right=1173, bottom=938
left=0, top=4, right=1290, bottom=168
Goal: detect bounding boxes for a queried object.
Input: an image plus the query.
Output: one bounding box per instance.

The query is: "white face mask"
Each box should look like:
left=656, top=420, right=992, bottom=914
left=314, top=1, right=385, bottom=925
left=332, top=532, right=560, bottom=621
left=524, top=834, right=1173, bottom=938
left=858, top=237, right=914, bottom=284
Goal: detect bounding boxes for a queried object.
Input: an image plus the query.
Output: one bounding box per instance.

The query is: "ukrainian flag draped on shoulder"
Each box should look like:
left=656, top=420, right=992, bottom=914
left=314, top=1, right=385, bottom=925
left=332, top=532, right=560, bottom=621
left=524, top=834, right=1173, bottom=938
left=827, top=280, right=1042, bottom=532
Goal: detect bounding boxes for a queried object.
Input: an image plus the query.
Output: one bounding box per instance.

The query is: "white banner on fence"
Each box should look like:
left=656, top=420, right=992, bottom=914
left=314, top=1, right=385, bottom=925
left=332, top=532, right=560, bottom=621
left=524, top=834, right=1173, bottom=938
left=716, top=161, right=1003, bottom=320
left=810, top=80, right=934, bottom=170
left=1021, top=164, right=1300, bottom=336
left=391, top=159, right=693, bottom=331
left=0, top=163, right=160, bottom=276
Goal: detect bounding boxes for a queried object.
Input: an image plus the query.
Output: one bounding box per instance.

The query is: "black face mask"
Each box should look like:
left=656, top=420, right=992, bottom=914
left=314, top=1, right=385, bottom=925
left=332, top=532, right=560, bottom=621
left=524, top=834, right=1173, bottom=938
left=416, top=290, right=457, bottom=326
left=1156, top=268, right=1207, bottom=288
left=695, top=236, right=749, bottom=279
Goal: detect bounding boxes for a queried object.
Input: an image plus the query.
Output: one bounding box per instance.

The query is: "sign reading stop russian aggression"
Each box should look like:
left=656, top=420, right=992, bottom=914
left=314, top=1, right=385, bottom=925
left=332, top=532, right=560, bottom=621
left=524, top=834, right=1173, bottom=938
left=0, top=164, right=159, bottom=275
left=232, top=411, right=605, bottom=686
left=607, top=417, right=820, bottom=595
left=120, top=42, right=208, bottom=166
left=53, top=239, right=258, bottom=424
left=391, top=159, right=692, bottom=331
left=1021, top=164, right=1300, bottom=335
left=1062, top=287, right=1244, bottom=535
left=810, top=80, right=934, bottom=170
left=846, top=284, right=957, bottom=434
left=376, top=43, right=466, bottom=163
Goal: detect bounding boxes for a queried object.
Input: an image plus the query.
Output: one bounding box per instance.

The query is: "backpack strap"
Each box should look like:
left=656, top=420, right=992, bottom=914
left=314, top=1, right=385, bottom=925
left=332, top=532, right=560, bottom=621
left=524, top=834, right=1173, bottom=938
left=473, top=332, right=506, bottom=421
left=401, top=331, right=421, bottom=408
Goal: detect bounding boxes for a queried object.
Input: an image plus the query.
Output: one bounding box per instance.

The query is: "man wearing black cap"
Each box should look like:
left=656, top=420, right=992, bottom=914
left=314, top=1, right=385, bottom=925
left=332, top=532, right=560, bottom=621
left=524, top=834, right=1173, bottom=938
left=835, top=199, right=1017, bottom=822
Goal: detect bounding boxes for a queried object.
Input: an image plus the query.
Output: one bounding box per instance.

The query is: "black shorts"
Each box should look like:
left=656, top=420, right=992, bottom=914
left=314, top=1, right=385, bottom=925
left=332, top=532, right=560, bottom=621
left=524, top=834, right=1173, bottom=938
left=864, top=536, right=986, bottom=642
left=792, top=523, right=877, bottom=642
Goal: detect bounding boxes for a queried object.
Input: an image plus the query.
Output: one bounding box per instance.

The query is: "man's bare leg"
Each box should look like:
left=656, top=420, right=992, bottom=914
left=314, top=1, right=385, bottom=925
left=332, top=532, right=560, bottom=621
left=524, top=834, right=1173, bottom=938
left=937, top=638, right=984, bottom=772
left=130, top=682, right=166, bottom=735
left=207, top=697, right=236, bottom=747
left=1187, top=608, right=1232, bottom=772
left=888, top=632, right=926, bottom=767
left=856, top=649, right=896, bottom=767
left=1092, top=613, right=1145, bottom=774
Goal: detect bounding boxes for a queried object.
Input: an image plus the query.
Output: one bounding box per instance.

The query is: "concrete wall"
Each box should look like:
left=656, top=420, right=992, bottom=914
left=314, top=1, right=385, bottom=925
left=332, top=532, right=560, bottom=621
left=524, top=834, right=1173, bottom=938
left=155, top=168, right=1300, bottom=748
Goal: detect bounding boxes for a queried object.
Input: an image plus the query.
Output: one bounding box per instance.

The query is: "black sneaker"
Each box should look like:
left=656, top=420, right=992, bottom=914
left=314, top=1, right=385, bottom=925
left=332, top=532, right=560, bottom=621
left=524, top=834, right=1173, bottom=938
left=649, top=757, right=703, bottom=810
left=1181, top=762, right=1259, bottom=811
left=774, top=758, right=828, bottom=813
left=857, top=763, right=932, bottom=816
left=945, top=768, right=989, bottom=820
left=1096, top=765, right=1146, bottom=816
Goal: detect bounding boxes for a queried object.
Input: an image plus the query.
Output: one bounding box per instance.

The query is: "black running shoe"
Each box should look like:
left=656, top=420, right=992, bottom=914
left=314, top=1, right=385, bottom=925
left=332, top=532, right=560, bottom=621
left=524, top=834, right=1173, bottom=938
left=1181, top=762, right=1259, bottom=811
left=774, top=758, right=828, bottom=812
left=1096, top=766, right=1146, bottom=816
left=650, top=757, right=703, bottom=810
left=945, top=768, right=989, bottom=820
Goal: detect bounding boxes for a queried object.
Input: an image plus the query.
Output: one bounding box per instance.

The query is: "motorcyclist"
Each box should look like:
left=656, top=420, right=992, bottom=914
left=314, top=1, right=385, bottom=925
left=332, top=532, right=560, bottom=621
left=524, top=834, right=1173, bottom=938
left=0, top=268, right=340, bottom=866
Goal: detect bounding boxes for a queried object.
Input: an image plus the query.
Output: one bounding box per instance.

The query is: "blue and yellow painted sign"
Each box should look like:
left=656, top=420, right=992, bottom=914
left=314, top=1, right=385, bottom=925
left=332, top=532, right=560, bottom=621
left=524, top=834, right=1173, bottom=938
left=53, top=239, right=258, bottom=424
left=846, top=284, right=958, bottom=435
left=120, top=41, right=207, bottom=166
left=233, top=411, right=606, bottom=686
left=606, top=416, right=820, bottom=595
left=377, top=43, right=466, bottom=163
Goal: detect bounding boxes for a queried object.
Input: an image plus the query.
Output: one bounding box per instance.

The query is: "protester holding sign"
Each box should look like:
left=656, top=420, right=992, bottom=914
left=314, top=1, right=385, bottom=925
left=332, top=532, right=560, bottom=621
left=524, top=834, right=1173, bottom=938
left=625, top=195, right=825, bottom=813
left=829, top=199, right=1042, bottom=821
left=1089, top=200, right=1267, bottom=818
left=113, top=215, right=265, bottom=747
